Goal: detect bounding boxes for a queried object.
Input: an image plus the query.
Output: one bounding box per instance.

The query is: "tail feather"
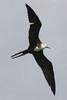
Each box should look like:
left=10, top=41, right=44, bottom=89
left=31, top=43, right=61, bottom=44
left=11, top=49, right=28, bottom=59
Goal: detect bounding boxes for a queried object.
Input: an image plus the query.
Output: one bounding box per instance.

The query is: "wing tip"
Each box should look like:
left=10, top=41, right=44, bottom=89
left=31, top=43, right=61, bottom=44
left=25, top=3, right=29, bottom=8
left=52, top=88, right=56, bottom=96
left=51, top=82, right=56, bottom=96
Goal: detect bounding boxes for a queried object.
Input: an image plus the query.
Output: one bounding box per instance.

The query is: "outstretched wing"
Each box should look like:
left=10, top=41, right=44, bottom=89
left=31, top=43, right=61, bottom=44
left=33, top=51, right=56, bottom=95
left=26, top=4, right=42, bottom=48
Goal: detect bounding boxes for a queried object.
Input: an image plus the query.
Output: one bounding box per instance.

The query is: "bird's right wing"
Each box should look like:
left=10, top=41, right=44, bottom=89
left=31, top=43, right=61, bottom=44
left=33, top=51, right=56, bottom=95
left=26, top=4, right=42, bottom=48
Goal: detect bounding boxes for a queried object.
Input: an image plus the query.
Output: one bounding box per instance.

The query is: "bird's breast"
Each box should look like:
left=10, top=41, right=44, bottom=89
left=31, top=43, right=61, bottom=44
left=34, top=46, right=45, bottom=51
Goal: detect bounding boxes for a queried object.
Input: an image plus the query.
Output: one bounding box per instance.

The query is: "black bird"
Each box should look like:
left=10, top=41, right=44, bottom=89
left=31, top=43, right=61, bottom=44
left=11, top=4, right=56, bottom=95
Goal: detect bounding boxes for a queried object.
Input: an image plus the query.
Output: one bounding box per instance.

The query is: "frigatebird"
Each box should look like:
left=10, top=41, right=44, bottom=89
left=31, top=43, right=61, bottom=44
left=11, top=4, right=56, bottom=95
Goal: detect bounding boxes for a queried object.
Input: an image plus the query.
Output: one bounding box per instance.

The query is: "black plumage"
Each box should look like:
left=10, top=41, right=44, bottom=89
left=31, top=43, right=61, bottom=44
left=26, top=4, right=42, bottom=49
left=11, top=4, right=56, bottom=95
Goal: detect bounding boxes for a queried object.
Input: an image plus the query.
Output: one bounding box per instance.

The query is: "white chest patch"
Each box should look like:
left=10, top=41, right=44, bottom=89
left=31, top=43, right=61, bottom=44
left=34, top=46, right=42, bottom=51
left=34, top=43, right=46, bottom=51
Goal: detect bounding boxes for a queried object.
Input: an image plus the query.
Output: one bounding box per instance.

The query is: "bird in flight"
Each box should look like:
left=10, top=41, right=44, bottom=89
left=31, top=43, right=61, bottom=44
left=11, top=4, right=56, bottom=95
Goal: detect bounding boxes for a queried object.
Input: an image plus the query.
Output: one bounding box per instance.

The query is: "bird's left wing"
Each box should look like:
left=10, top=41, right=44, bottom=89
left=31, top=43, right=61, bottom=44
left=33, top=51, right=56, bottom=95
left=25, top=4, right=42, bottom=48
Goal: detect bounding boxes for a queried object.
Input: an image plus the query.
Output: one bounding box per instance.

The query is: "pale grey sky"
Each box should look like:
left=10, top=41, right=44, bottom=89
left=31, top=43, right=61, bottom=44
left=0, top=0, right=67, bottom=100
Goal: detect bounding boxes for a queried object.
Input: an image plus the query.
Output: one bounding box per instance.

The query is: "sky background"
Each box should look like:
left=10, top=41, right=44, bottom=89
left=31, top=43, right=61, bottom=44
left=0, top=0, right=67, bottom=100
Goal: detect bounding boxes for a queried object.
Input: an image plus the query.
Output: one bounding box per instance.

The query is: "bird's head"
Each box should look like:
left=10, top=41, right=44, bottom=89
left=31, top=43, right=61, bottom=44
left=41, top=43, right=51, bottom=49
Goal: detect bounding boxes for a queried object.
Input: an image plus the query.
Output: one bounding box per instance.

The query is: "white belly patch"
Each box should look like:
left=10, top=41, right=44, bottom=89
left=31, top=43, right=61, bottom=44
left=34, top=46, right=44, bottom=51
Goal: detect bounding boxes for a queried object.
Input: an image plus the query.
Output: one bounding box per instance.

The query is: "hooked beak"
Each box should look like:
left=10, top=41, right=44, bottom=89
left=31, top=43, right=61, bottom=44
left=46, top=46, right=51, bottom=49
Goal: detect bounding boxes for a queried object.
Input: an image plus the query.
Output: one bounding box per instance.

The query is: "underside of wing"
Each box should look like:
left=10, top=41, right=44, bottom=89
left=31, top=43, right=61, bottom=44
left=28, top=24, right=41, bottom=49
left=25, top=4, right=42, bottom=48
left=33, top=51, right=56, bottom=95
left=25, top=4, right=42, bottom=25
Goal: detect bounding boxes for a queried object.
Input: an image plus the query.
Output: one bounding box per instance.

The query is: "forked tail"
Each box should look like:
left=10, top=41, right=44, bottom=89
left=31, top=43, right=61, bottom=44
left=11, top=49, right=29, bottom=59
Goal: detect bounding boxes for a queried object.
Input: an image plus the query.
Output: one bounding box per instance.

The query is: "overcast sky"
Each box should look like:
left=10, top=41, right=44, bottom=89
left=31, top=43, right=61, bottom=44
left=0, top=0, right=67, bottom=100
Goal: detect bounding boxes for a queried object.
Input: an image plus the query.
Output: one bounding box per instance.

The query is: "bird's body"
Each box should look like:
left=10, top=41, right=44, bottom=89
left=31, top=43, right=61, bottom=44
left=11, top=4, right=56, bottom=95
left=34, top=43, right=47, bottom=51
